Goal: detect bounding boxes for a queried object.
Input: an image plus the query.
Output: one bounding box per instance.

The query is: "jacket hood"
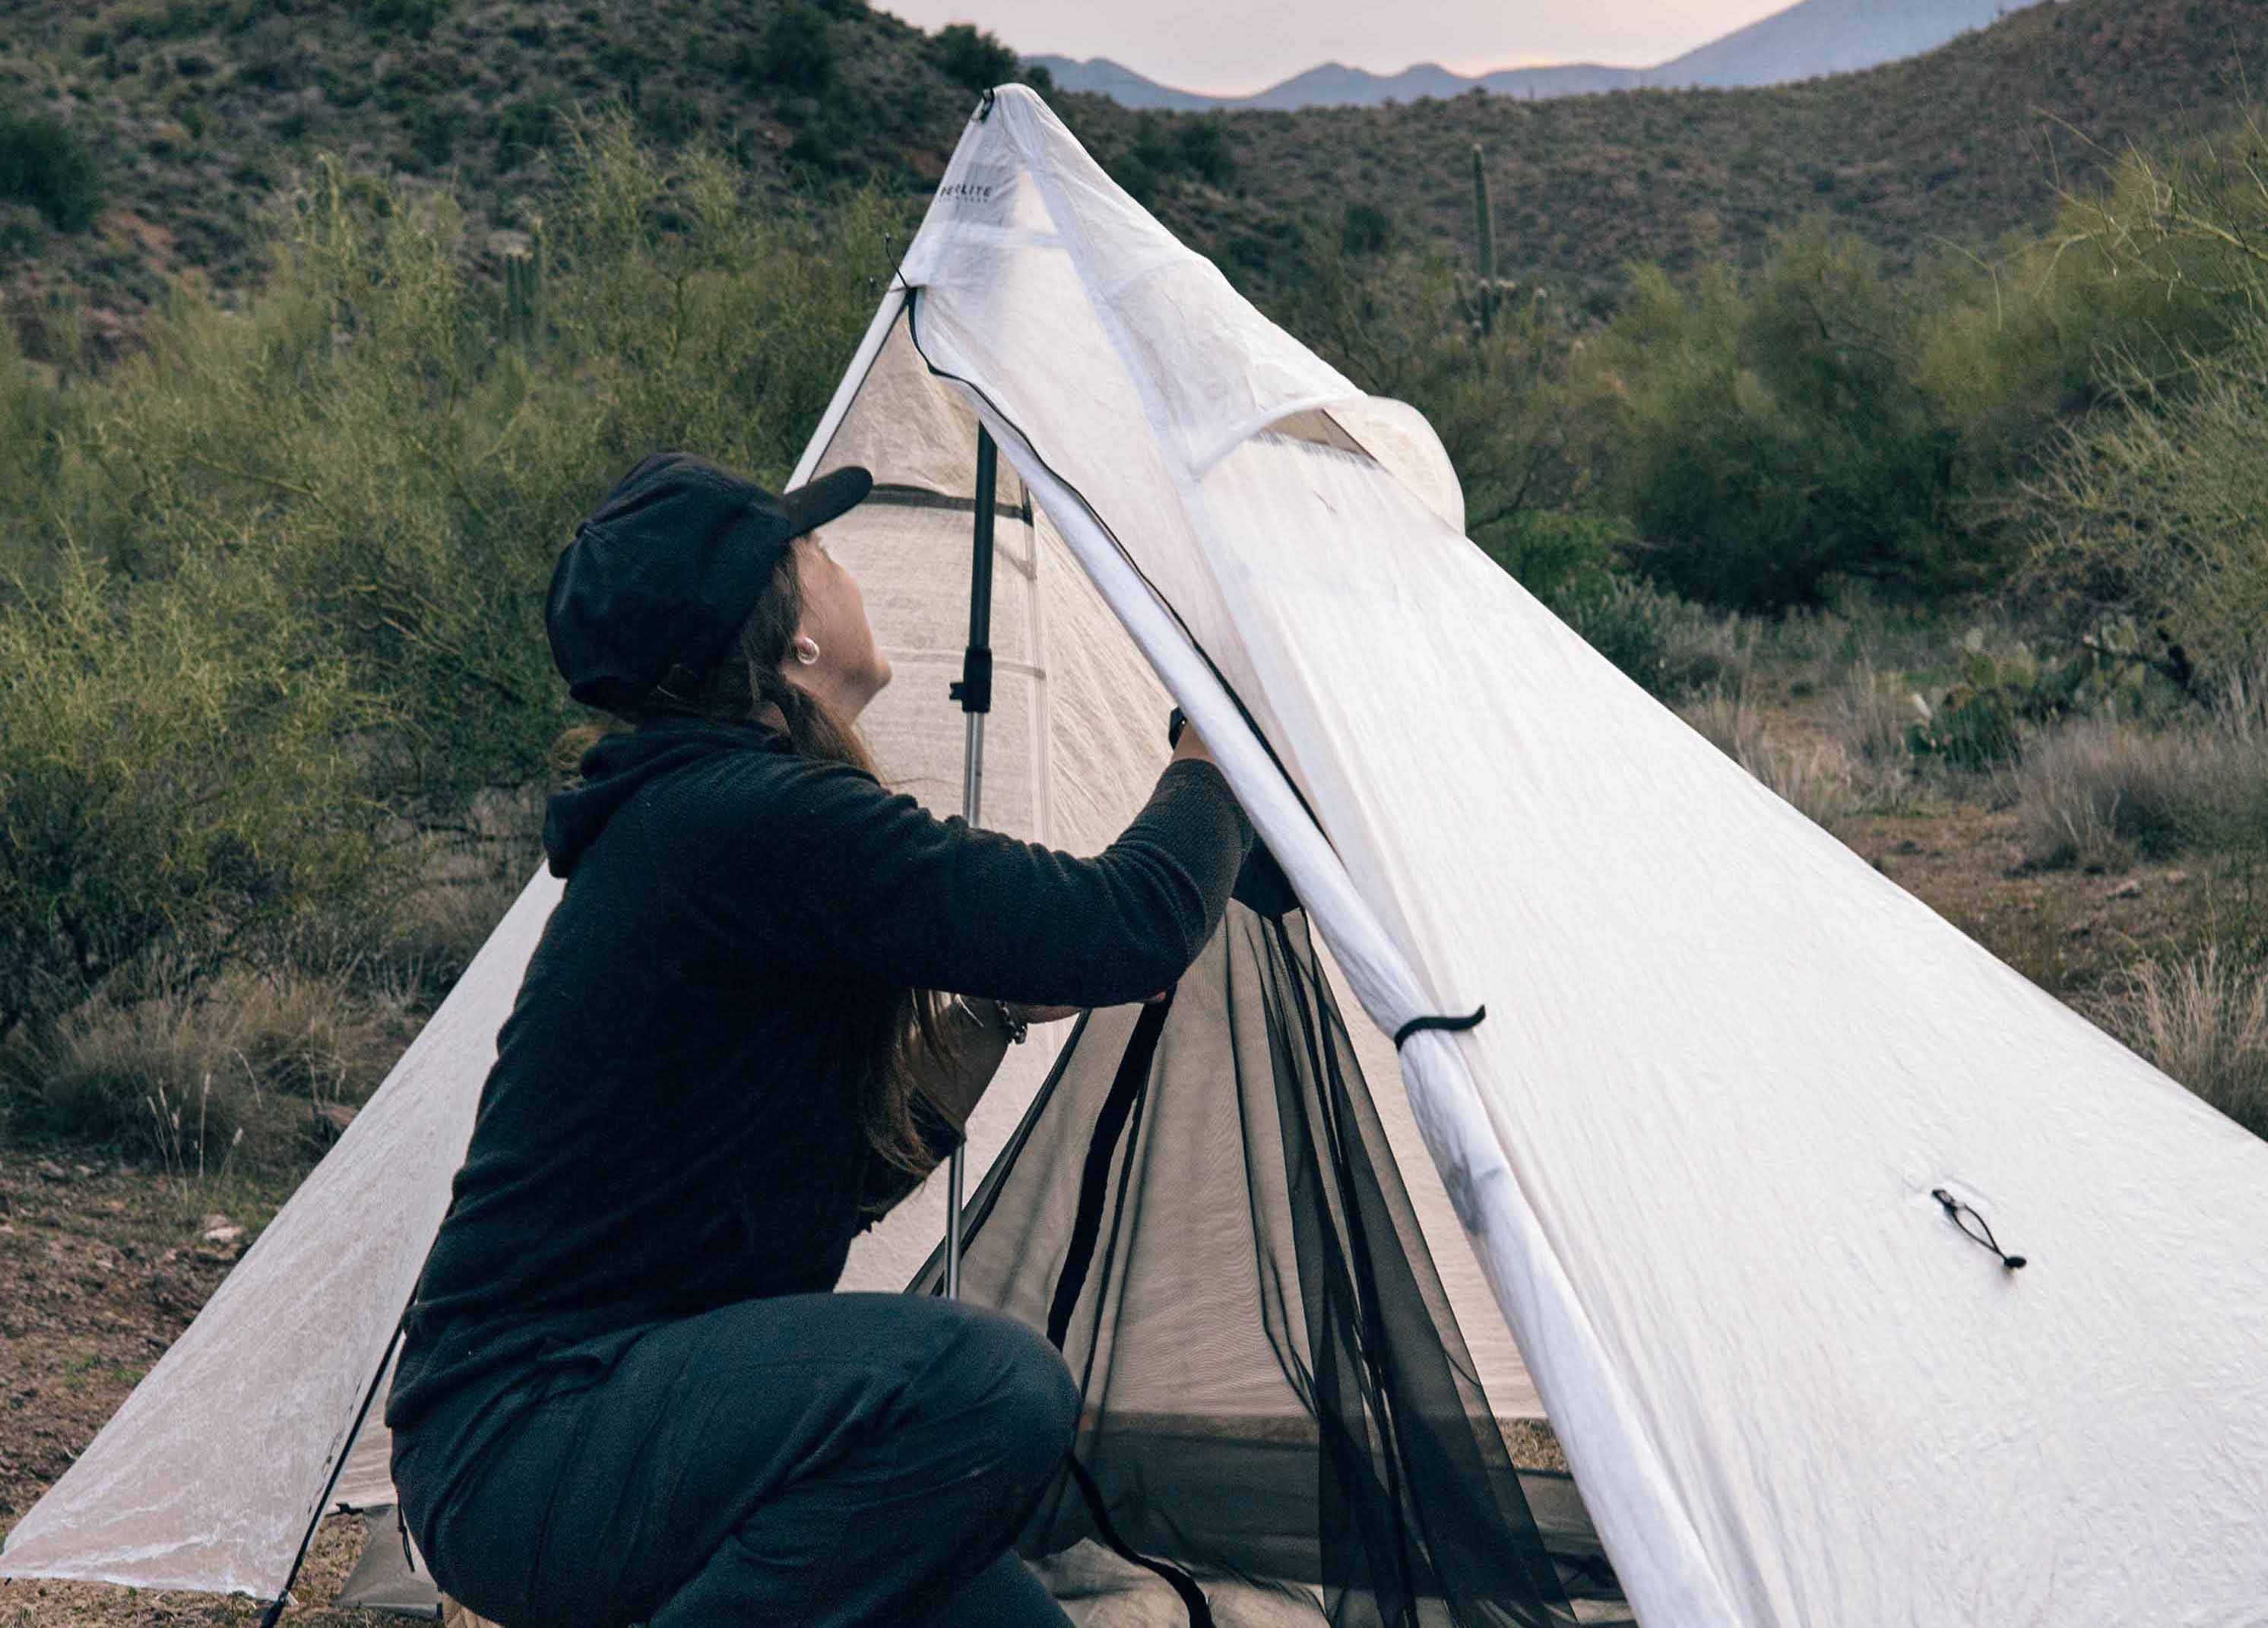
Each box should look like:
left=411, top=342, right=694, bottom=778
left=543, top=717, right=787, bottom=877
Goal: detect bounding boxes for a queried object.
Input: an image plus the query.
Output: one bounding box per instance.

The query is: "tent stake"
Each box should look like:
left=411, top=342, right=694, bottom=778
left=944, top=425, right=1000, bottom=1297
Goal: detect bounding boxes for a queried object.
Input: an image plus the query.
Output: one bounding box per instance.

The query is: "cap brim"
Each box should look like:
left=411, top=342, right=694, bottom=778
left=779, top=466, right=873, bottom=539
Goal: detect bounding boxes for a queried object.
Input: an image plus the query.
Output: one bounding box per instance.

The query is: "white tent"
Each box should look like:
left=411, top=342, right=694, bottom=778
left=8, top=84, right=2268, bottom=1627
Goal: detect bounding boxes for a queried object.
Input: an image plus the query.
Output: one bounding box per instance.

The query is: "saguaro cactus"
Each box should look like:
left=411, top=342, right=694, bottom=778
left=502, top=244, right=544, bottom=347
left=1471, top=143, right=1497, bottom=337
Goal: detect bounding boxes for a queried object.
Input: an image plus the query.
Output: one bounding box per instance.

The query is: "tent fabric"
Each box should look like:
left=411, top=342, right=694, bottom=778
left=882, top=88, right=2268, bottom=1628
left=904, top=883, right=1622, bottom=1625
left=7, top=82, right=2268, bottom=1628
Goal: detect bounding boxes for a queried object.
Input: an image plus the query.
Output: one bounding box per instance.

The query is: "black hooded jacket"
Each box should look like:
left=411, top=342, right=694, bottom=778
left=386, top=717, right=1251, bottom=1438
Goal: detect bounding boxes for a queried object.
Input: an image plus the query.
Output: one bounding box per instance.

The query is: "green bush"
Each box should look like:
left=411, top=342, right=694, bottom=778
left=1551, top=575, right=1750, bottom=702
left=931, top=23, right=1017, bottom=93
left=0, top=110, right=106, bottom=232
left=1589, top=223, right=1975, bottom=612
left=363, top=0, right=455, bottom=40
left=0, top=547, right=385, bottom=1040
left=1480, top=508, right=1626, bottom=604
left=0, top=122, right=907, bottom=1034
left=741, top=2, right=839, bottom=90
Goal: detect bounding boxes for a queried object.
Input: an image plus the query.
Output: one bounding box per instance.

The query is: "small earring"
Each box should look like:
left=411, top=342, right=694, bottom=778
left=793, top=637, right=821, bottom=667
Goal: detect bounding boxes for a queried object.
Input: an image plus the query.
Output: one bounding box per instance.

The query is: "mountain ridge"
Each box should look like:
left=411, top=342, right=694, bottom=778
left=1032, top=0, right=2050, bottom=109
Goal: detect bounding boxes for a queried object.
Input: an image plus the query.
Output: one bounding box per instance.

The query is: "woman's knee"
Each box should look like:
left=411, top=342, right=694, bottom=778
left=933, top=1308, right=1079, bottom=1483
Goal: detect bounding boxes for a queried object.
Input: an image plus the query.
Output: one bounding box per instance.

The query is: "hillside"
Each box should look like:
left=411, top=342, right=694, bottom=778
left=1031, top=0, right=2035, bottom=110
left=3, top=0, right=2263, bottom=348
left=0, top=0, right=992, bottom=347
left=1123, top=0, right=2268, bottom=300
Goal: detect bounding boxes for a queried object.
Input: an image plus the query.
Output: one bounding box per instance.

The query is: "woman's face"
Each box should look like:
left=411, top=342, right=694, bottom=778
left=784, top=528, right=892, bottom=717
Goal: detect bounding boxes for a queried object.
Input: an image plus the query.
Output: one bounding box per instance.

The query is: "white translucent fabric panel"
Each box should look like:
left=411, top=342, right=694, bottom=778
left=900, top=89, right=2268, bottom=1627
left=898, top=150, right=1265, bottom=731
left=0, top=876, right=562, bottom=1597
left=808, top=316, right=1028, bottom=517
left=1192, top=428, right=2268, bottom=1626
left=998, top=110, right=1359, bottom=477
left=1325, top=397, right=1468, bottom=536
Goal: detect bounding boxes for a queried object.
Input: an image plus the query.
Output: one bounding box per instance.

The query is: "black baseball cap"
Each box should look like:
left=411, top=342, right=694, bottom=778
left=545, top=451, right=873, bottom=712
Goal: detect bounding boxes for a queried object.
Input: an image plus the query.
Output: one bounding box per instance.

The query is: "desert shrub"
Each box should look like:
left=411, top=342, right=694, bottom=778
left=0, top=321, right=82, bottom=512
left=495, top=92, right=568, bottom=163
left=930, top=23, right=1017, bottom=93
left=1906, top=685, right=2022, bottom=771
left=2024, top=324, right=2268, bottom=692
left=742, top=2, right=838, bottom=91
left=0, top=109, right=106, bottom=232
left=0, top=548, right=386, bottom=1040
left=1589, top=223, right=1977, bottom=611
left=1481, top=509, right=1626, bottom=604
left=2008, top=113, right=2268, bottom=689
left=2089, top=947, right=2268, bottom=1139
left=0, top=119, right=906, bottom=1035
left=1678, top=682, right=1854, bottom=827
left=1340, top=201, right=1393, bottom=257
left=1553, top=575, right=1750, bottom=702
left=1174, top=117, right=1235, bottom=186
left=638, top=87, right=705, bottom=146
left=2012, top=720, right=2257, bottom=870
left=363, top=0, right=455, bottom=39
left=0, top=964, right=405, bottom=1168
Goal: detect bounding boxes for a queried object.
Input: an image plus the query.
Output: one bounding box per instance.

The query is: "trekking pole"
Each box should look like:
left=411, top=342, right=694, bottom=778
left=944, top=425, right=1000, bottom=1297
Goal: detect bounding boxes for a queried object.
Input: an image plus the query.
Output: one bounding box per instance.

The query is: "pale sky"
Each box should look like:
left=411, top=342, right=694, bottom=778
left=879, top=2, right=1800, bottom=95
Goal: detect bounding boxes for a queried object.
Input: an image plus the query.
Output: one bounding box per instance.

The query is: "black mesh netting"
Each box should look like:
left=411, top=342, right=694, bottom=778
left=910, top=854, right=1630, bottom=1627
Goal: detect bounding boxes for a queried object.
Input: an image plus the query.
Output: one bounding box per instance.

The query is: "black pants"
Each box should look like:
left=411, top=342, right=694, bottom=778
left=391, top=1294, right=1080, bottom=1627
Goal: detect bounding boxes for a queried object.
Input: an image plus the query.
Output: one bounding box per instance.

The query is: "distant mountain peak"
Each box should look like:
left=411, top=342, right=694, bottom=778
left=1031, top=0, right=2047, bottom=110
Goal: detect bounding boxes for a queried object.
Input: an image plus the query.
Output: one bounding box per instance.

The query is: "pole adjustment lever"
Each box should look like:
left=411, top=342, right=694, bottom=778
left=951, top=648, right=993, bottom=714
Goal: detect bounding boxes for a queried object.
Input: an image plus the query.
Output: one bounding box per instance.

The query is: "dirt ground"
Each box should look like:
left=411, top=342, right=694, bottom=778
left=0, top=692, right=2219, bottom=1626
left=0, top=1154, right=385, bottom=1626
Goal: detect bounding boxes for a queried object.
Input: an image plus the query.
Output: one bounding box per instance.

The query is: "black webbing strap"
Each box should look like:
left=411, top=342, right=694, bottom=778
left=1045, top=994, right=1172, bottom=1347
left=1065, top=1455, right=1217, bottom=1628
left=1041, top=993, right=1213, bottom=1626
left=1393, top=1006, right=1487, bottom=1048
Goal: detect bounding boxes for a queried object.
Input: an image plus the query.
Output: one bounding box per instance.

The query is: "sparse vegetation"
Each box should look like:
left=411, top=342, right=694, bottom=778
left=2089, top=946, right=2268, bottom=1136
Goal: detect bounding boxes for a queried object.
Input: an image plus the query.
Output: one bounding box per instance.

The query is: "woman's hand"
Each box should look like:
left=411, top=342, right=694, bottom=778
left=1170, top=717, right=1214, bottom=768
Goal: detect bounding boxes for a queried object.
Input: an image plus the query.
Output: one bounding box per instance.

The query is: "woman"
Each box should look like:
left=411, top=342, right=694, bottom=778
left=385, top=450, right=1252, bottom=1628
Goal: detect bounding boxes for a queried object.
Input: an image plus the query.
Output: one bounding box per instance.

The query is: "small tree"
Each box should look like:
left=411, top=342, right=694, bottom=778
left=0, top=111, right=105, bottom=232
left=746, top=2, right=838, bottom=90
left=932, top=23, right=1018, bottom=93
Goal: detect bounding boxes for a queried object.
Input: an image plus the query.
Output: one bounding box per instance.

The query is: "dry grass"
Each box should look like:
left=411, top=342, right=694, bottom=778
left=1681, top=683, right=1857, bottom=828
left=2089, top=946, right=2268, bottom=1137
left=1832, top=658, right=1936, bottom=815
left=2015, top=717, right=2268, bottom=873
left=0, top=964, right=410, bottom=1173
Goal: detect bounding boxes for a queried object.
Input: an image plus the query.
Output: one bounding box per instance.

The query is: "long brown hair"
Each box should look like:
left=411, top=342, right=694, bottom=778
left=554, top=540, right=954, bottom=1186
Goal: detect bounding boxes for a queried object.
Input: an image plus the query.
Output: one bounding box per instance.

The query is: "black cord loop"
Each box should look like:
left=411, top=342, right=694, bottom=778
left=1393, top=1006, right=1487, bottom=1048
left=1931, top=1189, right=2027, bottom=1272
